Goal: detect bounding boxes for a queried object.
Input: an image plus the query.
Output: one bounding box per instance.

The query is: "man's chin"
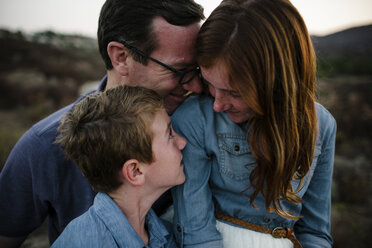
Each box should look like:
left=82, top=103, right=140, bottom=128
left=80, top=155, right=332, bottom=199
left=164, top=102, right=179, bottom=115
left=164, top=95, right=185, bottom=115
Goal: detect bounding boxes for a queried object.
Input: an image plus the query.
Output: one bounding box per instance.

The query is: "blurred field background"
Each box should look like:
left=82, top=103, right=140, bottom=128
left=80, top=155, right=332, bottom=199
left=0, top=24, right=371, bottom=247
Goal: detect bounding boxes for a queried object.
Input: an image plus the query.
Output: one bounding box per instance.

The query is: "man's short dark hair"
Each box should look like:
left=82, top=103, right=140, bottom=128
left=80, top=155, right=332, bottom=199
left=98, top=0, right=205, bottom=69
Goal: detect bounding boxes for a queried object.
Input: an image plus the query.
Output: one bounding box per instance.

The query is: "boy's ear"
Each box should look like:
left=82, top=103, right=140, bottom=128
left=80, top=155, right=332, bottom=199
left=121, top=159, right=145, bottom=186
left=107, top=41, right=131, bottom=76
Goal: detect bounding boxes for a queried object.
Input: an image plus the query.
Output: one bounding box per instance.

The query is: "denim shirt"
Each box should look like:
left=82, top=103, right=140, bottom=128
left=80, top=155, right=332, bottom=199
left=171, top=95, right=336, bottom=248
left=51, top=193, right=177, bottom=248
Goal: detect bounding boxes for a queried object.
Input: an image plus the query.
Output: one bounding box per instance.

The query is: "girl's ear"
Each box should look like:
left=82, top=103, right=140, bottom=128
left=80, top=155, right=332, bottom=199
left=120, top=159, right=145, bottom=186
left=107, top=41, right=131, bottom=76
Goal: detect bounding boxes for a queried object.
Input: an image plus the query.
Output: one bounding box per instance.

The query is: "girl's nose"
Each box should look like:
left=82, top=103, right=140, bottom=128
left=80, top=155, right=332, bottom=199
left=213, top=92, right=230, bottom=112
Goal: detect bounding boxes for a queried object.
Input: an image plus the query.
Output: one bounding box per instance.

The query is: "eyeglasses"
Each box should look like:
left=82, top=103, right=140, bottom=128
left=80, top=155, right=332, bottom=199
left=120, top=40, right=200, bottom=85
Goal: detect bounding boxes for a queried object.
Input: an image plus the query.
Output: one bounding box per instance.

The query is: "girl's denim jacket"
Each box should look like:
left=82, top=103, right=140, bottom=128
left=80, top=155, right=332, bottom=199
left=171, top=95, right=336, bottom=248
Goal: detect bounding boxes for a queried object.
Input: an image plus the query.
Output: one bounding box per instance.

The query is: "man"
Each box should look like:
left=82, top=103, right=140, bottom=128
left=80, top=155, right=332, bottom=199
left=0, top=0, right=204, bottom=247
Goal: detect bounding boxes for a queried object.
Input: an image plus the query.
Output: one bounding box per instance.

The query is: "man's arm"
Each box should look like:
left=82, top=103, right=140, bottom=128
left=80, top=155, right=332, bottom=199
left=0, top=235, right=27, bottom=248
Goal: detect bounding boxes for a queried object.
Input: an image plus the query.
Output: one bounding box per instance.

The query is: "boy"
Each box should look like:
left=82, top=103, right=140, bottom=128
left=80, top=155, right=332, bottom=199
left=52, top=85, right=186, bottom=247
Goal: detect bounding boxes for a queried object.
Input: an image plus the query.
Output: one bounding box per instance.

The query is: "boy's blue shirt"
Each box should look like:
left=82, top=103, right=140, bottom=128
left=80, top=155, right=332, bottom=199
left=51, top=192, right=177, bottom=248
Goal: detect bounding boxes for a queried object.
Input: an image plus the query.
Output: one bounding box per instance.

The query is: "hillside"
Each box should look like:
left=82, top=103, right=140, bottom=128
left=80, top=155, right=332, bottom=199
left=312, top=24, right=372, bottom=56
left=0, top=29, right=106, bottom=173
left=0, top=29, right=106, bottom=110
left=312, top=24, right=372, bottom=76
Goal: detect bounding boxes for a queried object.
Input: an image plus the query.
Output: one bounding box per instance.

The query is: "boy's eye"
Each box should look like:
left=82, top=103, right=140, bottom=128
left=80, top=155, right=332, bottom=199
left=169, top=127, right=175, bottom=139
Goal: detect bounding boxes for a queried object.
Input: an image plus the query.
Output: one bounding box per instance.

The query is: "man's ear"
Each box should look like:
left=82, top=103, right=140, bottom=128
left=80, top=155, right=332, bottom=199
left=107, top=41, right=131, bottom=76
left=121, top=159, right=145, bottom=186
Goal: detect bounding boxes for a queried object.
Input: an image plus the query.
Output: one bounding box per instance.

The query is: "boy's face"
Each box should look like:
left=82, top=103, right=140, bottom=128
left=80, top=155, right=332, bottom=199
left=146, top=109, right=186, bottom=189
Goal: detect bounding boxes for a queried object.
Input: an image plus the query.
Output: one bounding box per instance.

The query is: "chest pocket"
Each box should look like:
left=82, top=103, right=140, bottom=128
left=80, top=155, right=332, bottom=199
left=217, top=134, right=256, bottom=181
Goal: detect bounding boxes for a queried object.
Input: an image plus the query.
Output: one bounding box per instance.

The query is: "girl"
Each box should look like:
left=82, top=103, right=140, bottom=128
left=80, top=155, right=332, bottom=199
left=171, top=0, right=336, bottom=247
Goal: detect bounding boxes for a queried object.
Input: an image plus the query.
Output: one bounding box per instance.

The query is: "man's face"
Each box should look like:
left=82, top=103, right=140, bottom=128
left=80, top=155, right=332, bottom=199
left=126, top=17, right=203, bottom=114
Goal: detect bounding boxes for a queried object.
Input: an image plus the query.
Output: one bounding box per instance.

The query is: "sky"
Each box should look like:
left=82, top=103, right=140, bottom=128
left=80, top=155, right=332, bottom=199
left=0, top=0, right=371, bottom=38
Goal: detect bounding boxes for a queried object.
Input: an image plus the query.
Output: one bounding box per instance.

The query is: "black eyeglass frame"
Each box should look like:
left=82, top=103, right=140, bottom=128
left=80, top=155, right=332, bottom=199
left=120, top=40, right=200, bottom=85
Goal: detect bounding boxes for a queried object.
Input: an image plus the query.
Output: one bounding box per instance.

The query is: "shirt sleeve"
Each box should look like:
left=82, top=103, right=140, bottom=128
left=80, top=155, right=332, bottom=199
left=171, top=96, right=223, bottom=247
left=294, top=108, right=337, bottom=247
left=0, top=128, right=50, bottom=237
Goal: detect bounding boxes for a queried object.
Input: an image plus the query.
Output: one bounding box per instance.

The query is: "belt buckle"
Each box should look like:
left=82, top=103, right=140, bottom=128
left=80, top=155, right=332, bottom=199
left=271, top=227, right=287, bottom=238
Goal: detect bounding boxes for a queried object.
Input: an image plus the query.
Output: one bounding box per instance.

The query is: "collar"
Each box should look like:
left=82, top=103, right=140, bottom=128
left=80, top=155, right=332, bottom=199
left=93, top=192, right=170, bottom=248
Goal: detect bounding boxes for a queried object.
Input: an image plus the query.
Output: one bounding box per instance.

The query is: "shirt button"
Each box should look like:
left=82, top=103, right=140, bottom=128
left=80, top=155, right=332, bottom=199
left=177, top=225, right=182, bottom=232
left=234, top=145, right=240, bottom=151
left=264, top=218, right=271, bottom=223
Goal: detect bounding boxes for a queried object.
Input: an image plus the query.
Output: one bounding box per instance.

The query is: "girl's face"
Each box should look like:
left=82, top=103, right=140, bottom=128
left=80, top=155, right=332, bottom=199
left=200, top=63, right=254, bottom=123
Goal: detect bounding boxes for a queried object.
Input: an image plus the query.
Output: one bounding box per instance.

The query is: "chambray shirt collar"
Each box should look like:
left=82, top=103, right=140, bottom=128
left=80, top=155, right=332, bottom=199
left=93, top=192, right=170, bottom=248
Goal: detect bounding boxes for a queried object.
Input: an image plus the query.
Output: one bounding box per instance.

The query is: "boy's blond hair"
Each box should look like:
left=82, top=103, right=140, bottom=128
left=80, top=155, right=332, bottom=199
left=55, top=85, right=164, bottom=193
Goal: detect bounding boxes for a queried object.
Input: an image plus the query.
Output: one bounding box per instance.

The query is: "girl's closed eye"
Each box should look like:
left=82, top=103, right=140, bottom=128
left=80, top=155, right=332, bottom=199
left=230, top=91, right=241, bottom=98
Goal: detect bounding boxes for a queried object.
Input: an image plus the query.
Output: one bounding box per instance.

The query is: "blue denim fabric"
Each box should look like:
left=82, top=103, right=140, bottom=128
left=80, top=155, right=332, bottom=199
left=171, top=95, right=336, bottom=248
left=51, top=193, right=177, bottom=248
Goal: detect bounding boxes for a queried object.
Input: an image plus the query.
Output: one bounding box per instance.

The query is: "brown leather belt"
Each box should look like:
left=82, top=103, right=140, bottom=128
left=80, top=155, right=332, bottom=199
left=215, top=212, right=302, bottom=248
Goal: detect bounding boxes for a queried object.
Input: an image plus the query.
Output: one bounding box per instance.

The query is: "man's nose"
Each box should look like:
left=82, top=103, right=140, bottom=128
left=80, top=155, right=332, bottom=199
left=182, top=76, right=203, bottom=93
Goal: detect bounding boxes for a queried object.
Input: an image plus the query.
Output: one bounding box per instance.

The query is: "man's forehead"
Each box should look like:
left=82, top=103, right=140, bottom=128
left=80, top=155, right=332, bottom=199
left=151, top=16, right=200, bottom=47
left=151, top=16, right=200, bottom=33
left=150, top=16, right=200, bottom=66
